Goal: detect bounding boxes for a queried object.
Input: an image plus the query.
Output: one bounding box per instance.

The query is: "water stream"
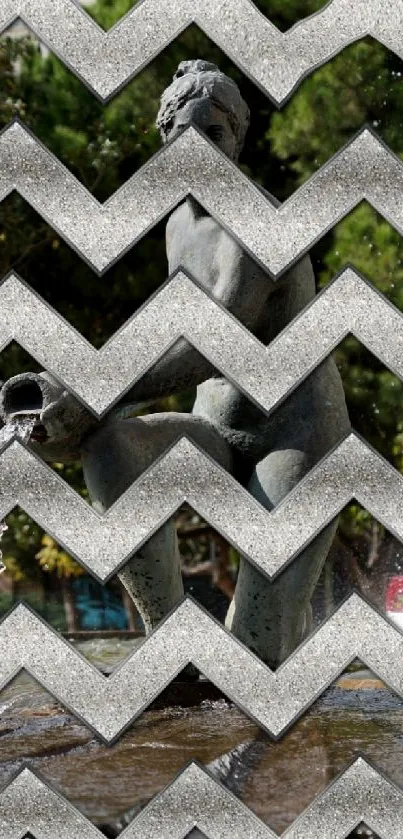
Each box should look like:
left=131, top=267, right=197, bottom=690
left=0, top=416, right=35, bottom=573
left=0, top=416, right=35, bottom=447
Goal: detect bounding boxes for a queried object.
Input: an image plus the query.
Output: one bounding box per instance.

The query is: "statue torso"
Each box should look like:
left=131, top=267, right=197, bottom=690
left=166, top=197, right=315, bottom=341
left=166, top=199, right=350, bottom=473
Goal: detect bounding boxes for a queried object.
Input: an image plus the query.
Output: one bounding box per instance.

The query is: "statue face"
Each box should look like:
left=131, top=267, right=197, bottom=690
left=157, top=62, right=249, bottom=161
left=161, top=98, right=239, bottom=161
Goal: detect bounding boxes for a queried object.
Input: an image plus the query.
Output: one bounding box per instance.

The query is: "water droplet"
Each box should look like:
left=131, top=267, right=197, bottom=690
left=0, top=418, right=35, bottom=568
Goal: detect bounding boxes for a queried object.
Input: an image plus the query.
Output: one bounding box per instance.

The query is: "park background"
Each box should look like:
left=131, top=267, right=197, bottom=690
left=0, top=0, right=402, bottom=633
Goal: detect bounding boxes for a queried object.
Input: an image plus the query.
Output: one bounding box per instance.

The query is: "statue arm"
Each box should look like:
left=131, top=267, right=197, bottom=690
left=120, top=261, right=274, bottom=408
left=120, top=338, right=218, bottom=407
left=121, top=188, right=291, bottom=409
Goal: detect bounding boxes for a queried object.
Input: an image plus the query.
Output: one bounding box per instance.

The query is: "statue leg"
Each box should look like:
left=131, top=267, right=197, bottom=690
left=225, top=448, right=338, bottom=668
left=81, top=411, right=232, bottom=633
left=117, top=518, right=183, bottom=634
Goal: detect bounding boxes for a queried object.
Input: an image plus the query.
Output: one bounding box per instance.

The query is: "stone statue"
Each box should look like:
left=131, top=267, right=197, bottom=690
left=0, top=60, right=350, bottom=668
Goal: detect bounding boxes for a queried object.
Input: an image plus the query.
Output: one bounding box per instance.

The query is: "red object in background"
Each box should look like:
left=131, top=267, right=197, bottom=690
left=385, top=576, right=403, bottom=612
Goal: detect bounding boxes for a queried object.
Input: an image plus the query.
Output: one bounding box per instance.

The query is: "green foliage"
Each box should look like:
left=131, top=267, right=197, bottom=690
left=0, top=0, right=402, bottom=585
left=86, top=0, right=137, bottom=30
left=268, top=34, right=403, bottom=179
left=254, top=0, right=327, bottom=30
left=2, top=509, right=43, bottom=582
left=319, top=204, right=403, bottom=307
left=36, top=534, right=86, bottom=579
left=0, top=590, right=66, bottom=629
left=269, top=41, right=392, bottom=182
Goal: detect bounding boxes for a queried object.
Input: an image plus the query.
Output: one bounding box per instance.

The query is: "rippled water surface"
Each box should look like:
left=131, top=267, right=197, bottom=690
left=0, top=636, right=400, bottom=836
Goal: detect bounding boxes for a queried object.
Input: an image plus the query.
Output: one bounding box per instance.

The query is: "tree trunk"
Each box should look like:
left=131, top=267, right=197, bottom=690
left=61, top=577, right=79, bottom=633
left=121, top=586, right=140, bottom=631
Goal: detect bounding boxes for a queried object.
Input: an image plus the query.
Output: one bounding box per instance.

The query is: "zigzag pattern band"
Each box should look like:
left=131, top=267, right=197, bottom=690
left=1, top=758, right=400, bottom=839
left=0, top=433, right=401, bottom=578
left=0, top=0, right=401, bottom=104
left=1, top=0, right=402, bottom=830
left=111, top=757, right=403, bottom=839
left=1, top=122, right=402, bottom=275
left=0, top=267, right=401, bottom=415
left=0, top=594, right=400, bottom=740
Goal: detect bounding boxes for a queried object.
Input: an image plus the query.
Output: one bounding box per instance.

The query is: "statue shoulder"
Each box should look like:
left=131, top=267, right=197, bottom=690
left=165, top=202, right=192, bottom=250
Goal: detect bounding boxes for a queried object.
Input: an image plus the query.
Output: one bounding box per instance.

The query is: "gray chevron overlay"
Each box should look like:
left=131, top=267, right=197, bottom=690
left=1, top=122, right=402, bottom=275
left=0, top=433, right=401, bottom=579
left=285, top=758, right=403, bottom=839
left=0, top=768, right=102, bottom=839
left=0, top=0, right=401, bottom=104
left=3, top=759, right=401, bottom=839
left=0, top=267, right=401, bottom=415
left=0, top=0, right=401, bottom=833
left=0, top=594, right=401, bottom=740
left=0, top=764, right=273, bottom=838
left=123, top=758, right=403, bottom=839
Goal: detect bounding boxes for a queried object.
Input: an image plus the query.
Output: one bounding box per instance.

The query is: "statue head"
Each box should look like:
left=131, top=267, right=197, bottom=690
left=157, top=60, right=250, bottom=161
